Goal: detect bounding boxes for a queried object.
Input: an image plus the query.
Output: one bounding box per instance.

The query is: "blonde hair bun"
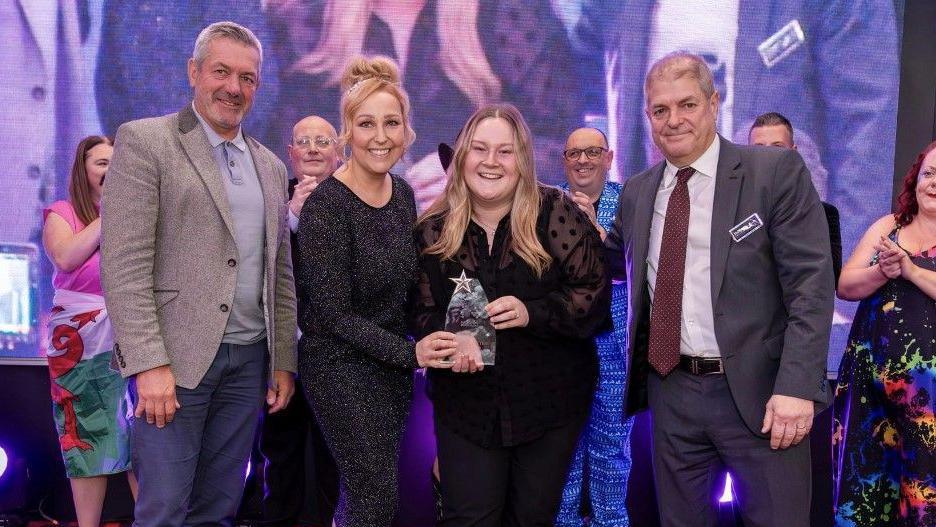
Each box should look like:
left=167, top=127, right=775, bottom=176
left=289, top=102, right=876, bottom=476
left=340, top=55, right=401, bottom=92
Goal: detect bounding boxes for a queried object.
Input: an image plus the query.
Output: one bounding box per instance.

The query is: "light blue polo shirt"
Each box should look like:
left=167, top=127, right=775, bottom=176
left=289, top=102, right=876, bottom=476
left=193, top=104, right=266, bottom=344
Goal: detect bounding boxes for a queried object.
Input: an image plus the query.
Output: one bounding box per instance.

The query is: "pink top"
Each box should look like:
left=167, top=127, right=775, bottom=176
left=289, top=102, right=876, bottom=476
left=43, top=200, right=103, bottom=295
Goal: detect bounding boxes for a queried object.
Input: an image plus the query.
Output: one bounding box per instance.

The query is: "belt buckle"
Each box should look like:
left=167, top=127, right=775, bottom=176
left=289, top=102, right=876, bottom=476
left=690, top=358, right=700, bottom=375
left=708, top=359, right=724, bottom=376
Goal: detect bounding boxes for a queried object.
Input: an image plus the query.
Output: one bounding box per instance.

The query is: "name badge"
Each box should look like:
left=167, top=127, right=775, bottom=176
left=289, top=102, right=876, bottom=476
left=729, top=213, right=763, bottom=242
left=758, top=19, right=805, bottom=68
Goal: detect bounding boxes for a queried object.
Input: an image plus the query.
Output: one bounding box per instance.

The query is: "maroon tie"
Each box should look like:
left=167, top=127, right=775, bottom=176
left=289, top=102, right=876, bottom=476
left=648, top=167, right=695, bottom=376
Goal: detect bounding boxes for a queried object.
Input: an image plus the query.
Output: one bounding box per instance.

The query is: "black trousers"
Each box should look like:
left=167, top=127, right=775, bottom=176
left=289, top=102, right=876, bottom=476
left=259, top=386, right=338, bottom=526
left=648, top=369, right=812, bottom=527
left=435, top=418, right=586, bottom=526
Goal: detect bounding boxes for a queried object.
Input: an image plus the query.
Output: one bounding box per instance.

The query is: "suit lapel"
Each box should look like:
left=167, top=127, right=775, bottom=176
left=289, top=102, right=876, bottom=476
left=177, top=106, right=237, bottom=238
left=710, top=137, right=744, bottom=306
left=631, top=163, right=666, bottom=313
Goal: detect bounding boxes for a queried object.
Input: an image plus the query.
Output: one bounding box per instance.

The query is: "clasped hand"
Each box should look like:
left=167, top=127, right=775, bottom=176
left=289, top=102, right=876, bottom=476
left=415, top=331, right=484, bottom=373
left=875, top=236, right=909, bottom=279
left=415, top=296, right=529, bottom=373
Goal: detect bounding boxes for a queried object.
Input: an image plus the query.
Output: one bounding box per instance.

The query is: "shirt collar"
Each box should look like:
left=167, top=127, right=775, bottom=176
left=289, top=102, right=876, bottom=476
left=191, top=102, right=247, bottom=152
left=663, top=134, right=720, bottom=185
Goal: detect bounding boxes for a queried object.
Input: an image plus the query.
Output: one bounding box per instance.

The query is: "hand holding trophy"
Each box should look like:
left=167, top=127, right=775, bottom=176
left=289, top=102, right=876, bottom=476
left=443, top=270, right=496, bottom=370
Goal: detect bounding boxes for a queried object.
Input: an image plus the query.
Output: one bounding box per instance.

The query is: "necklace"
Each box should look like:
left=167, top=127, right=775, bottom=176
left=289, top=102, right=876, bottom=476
left=473, top=216, right=499, bottom=233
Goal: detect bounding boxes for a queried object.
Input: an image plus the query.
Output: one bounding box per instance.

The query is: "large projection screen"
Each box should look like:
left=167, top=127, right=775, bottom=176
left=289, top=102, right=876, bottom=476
left=0, top=1, right=903, bottom=372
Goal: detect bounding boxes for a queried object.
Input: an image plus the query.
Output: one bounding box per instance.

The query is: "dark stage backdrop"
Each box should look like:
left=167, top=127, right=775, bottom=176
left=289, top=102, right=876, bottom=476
left=0, top=1, right=905, bottom=525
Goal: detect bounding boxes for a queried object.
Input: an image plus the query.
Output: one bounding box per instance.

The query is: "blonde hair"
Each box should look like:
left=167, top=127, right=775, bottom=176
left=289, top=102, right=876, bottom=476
left=295, top=0, right=500, bottom=107
left=337, top=56, right=415, bottom=161
left=69, top=135, right=112, bottom=226
left=419, top=104, right=551, bottom=277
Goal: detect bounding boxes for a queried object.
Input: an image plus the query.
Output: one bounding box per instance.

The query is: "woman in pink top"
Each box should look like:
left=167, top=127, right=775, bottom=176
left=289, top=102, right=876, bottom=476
left=42, top=135, right=136, bottom=527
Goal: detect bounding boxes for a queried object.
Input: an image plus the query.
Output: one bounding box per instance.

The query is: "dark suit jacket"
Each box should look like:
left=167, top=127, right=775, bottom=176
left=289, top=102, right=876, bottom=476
left=823, top=202, right=842, bottom=286
left=605, top=137, right=834, bottom=436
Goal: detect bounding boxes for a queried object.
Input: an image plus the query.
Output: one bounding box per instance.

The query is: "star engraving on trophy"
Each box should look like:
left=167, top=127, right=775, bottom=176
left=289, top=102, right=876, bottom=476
left=449, top=270, right=474, bottom=295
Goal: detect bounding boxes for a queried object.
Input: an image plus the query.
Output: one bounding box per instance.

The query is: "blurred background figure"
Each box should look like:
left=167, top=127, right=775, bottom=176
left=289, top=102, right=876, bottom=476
left=579, top=0, right=899, bottom=271
left=42, top=135, right=137, bottom=527
left=2, top=0, right=105, bottom=323
left=267, top=0, right=583, bottom=208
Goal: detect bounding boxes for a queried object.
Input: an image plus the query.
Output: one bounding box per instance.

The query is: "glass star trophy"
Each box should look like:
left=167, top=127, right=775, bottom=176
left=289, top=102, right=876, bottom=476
left=443, top=270, right=496, bottom=366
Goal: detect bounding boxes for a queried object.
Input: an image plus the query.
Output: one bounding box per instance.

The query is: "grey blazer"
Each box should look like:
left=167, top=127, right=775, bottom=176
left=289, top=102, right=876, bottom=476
left=101, top=105, right=297, bottom=389
left=606, top=136, right=834, bottom=436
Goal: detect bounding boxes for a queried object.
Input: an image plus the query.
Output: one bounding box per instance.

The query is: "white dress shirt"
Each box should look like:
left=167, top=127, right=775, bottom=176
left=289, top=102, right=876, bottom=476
left=647, top=137, right=721, bottom=358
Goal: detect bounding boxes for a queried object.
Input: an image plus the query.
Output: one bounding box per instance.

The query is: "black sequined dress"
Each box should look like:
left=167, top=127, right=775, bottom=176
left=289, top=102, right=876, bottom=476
left=296, top=175, right=418, bottom=527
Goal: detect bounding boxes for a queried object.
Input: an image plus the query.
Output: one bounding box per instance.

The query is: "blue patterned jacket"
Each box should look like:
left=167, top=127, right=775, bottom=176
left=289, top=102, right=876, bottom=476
left=558, top=182, right=628, bottom=358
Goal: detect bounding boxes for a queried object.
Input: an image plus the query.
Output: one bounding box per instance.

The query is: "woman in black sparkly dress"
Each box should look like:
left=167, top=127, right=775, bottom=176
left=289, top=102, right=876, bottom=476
left=412, top=104, right=610, bottom=525
left=295, top=56, right=456, bottom=527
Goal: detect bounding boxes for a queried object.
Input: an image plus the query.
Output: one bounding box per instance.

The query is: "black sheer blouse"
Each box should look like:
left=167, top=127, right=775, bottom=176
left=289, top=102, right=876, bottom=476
left=411, top=187, right=610, bottom=447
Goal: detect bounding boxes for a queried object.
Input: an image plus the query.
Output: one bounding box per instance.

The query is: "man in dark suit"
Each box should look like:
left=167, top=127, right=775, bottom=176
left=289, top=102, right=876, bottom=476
left=748, top=111, right=842, bottom=286
left=605, top=52, right=833, bottom=526
left=257, top=115, right=340, bottom=527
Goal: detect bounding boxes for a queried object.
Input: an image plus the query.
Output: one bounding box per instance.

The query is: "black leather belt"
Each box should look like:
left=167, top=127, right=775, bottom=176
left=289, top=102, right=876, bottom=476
left=678, top=355, right=724, bottom=376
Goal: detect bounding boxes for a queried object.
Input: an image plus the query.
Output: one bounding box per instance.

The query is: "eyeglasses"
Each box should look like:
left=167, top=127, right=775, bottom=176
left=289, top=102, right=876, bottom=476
left=295, top=136, right=336, bottom=151
left=562, top=146, right=608, bottom=161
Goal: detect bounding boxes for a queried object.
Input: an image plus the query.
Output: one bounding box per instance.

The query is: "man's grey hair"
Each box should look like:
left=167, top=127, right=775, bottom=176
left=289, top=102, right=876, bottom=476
left=644, top=51, right=716, bottom=104
left=192, top=21, right=263, bottom=69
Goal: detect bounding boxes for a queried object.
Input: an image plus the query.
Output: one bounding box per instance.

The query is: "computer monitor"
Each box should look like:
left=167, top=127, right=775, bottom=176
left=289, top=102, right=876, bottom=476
left=0, top=244, right=41, bottom=365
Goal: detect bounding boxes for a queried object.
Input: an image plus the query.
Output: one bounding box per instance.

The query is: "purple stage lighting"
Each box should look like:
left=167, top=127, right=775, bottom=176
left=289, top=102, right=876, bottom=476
left=245, top=458, right=252, bottom=482
left=719, top=472, right=734, bottom=503
left=0, top=446, right=8, bottom=479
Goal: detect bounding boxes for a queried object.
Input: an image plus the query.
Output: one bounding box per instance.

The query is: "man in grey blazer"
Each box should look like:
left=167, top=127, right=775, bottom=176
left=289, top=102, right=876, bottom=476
left=101, top=21, right=297, bottom=526
left=605, top=52, right=833, bottom=526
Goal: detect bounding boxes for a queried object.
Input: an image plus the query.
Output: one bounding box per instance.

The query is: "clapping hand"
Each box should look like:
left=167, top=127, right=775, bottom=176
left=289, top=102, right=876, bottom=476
left=288, top=176, right=320, bottom=217
left=570, top=191, right=606, bottom=240
left=875, top=236, right=906, bottom=279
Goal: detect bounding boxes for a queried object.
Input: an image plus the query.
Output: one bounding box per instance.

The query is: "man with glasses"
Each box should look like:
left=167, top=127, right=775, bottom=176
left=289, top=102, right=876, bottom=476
left=256, top=115, right=340, bottom=527
left=286, top=116, right=341, bottom=231
left=556, top=127, right=634, bottom=527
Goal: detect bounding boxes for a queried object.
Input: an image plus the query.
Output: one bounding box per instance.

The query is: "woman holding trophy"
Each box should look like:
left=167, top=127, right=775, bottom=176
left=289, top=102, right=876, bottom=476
left=411, top=103, right=610, bottom=525
left=295, top=55, right=455, bottom=527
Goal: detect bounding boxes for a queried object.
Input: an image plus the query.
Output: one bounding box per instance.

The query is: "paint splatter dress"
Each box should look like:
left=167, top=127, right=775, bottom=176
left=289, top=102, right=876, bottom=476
left=832, top=228, right=936, bottom=526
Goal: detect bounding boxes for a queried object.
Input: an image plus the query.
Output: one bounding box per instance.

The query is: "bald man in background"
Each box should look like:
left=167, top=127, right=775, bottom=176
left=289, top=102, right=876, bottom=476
left=257, top=115, right=340, bottom=526
left=556, top=127, right=635, bottom=527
